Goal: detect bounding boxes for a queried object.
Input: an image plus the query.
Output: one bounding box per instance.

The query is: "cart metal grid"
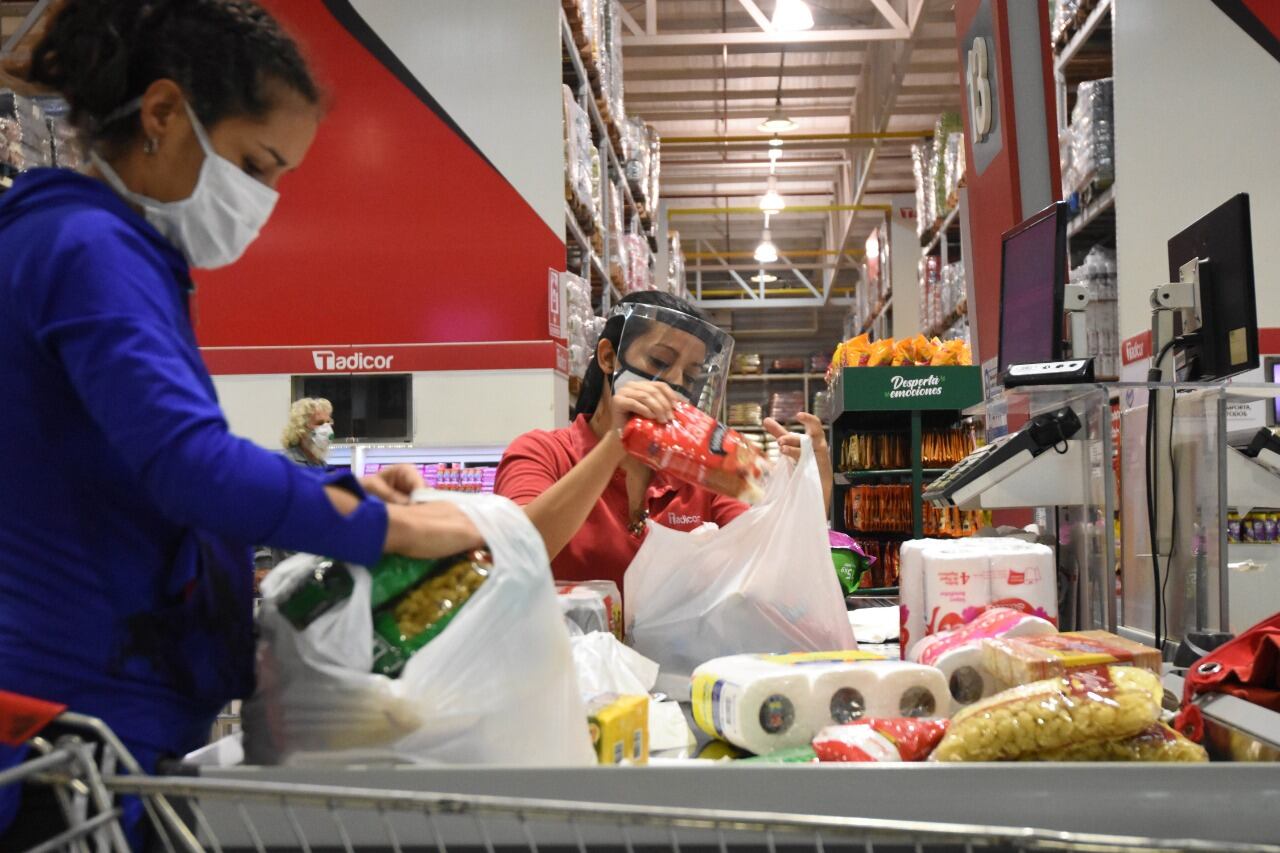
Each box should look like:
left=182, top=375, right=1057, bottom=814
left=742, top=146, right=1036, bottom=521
left=6, top=707, right=1280, bottom=853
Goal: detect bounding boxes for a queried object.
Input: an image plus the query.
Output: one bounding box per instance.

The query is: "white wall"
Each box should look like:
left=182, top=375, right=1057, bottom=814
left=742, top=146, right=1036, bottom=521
left=214, top=370, right=569, bottom=450
left=1114, top=0, right=1280, bottom=341
left=350, top=0, right=564, bottom=235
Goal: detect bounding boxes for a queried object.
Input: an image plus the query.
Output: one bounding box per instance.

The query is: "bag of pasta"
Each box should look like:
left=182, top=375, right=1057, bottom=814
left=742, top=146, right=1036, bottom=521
left=1027, top=723, right=1208, bottom=762
left=930, top=665, right=1163, bottom=762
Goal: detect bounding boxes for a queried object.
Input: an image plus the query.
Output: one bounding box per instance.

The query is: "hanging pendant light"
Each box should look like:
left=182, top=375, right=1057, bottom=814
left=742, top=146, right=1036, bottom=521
left=759, top=175, right=786, bottom=214
left=754, top=229, right=779, bottom=263
left=751, top=272, right=779, bottom=284
left=772, top=0, right=814, bottom=32
left=758, top=98, right=798, bottom=133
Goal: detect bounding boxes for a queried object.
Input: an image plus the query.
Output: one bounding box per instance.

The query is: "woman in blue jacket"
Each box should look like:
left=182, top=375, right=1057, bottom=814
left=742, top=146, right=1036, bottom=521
left=0, top=0, right=483, bottom=842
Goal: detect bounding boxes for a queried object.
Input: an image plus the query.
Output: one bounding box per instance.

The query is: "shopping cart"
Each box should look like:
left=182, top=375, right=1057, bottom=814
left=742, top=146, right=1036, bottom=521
left=4, top=693, right=1278, bottom=853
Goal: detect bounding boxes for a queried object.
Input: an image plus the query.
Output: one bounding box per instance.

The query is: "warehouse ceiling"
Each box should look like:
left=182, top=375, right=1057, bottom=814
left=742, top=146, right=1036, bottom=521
left=620, top=0, right=962, bottom=315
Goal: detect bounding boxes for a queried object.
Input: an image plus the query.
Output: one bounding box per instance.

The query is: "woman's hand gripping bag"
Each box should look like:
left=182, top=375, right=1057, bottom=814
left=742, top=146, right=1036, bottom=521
left=625, top=435, right=856, bottom=698
left=243, top=492, right=594, bottom=767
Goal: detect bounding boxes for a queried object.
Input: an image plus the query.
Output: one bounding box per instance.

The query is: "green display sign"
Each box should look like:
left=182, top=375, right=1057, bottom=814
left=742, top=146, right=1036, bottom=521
left=834, top=366, right=983, bottom=414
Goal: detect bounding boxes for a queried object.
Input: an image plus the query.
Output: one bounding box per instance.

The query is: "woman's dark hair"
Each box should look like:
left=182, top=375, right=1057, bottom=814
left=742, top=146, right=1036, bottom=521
left=572, top=291, right=714, bottom=419
left=15, top=0, right=319, bottom=153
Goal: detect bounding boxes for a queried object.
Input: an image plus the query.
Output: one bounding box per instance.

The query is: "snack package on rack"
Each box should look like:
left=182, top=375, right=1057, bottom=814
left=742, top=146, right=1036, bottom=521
left=558, top=580, right=623, bottom=639
left=930, top=665, right=1163, bottom=762
left=587, top=694, right=649, bottom=765
left=243, top=492, right=594, bottom=767
left=981, top=630, right=1162, bottom=689
left=621, top=401, right=770, bottom=503
left=812, top=718, right=950, bottom=763
left=626, top=436, right=856, bottom=698
left=1029, top=723, right=1208, bottom=763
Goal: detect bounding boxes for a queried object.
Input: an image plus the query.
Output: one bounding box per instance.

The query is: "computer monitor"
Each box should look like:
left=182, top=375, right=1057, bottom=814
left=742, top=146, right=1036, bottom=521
left=998, top=202, right=1070, bottom=375
left=1267, top=357, right=1280, bottom=427
left=1167, top=193, right=1258, bottom=381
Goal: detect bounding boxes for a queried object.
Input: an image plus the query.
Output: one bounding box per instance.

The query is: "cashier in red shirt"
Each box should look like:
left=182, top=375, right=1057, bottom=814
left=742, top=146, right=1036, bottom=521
left=496, top=292, right=832, bottom=592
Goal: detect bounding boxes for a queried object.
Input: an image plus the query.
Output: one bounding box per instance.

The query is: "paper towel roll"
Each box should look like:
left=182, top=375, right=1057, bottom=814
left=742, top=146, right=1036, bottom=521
left=691, top=659, right=814, bottom=755
left=988, top=543, right=1058, bottom=626
left=922, top=548, right=991, bottom=637
left=809, top=661, right=948, bottom=722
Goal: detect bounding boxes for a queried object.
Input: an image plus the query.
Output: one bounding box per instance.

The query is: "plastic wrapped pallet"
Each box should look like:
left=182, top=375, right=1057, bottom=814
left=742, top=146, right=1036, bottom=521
left=912, top=142, right=934, bottom=235
left=0, top=91, right=53, bottom=173
left=1069, top=78, right=1114, bottom=192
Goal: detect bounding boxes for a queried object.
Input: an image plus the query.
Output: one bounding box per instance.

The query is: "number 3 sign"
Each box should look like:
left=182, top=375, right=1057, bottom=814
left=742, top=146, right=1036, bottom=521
left=967, top=37, right=993, bottom=142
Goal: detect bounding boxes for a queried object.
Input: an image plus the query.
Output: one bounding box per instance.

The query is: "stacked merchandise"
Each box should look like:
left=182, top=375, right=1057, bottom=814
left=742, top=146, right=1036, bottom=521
left=828, top=334, right=972, bottom=379
left=1051, top=0, right=1085, bottom=45
left=0, top=91, right=53, bottom=179
left=843, top=486, right=981, bottom=537
left=809, top=353, right=830, bottom=374
left=767, top=391, right=805, bottom=423
left=811, top=390, right=833, bottom=424
left=606, top=182, right=626, bottom=291
left=840, top=432, right=910, bottom=471
left=1070, top=245, right=1119, bottom=377
left=600, top=0, right=625, bottom=128
left=364, top=463, right=498, bottom=494
left=921, top=427, right=976, bottom=468
left=620, top=226, right=653, bottom=293
left=562, top=85, right=597, bottom=230
left=1228, top=512, right=1280, bottom=543
left=912, top=112, right=964, bottom=236
left=561, top=272, right=604, bottom=379
left=33, top=96, right=81, bottom=170
left=727, top=402, right=764, bottom=428
left=854, top=228, right=890, bottom=334
left=770, top=357, right=806, bottom=374
left=732, top=352, right=763, bottom=375
left=921, top=258, right=968, bottom=340
left=850, top=539, right=902, bottom=588
left=1063, top=79, right=1114, bottom=197
left=622, top=118, right=661, bottom=217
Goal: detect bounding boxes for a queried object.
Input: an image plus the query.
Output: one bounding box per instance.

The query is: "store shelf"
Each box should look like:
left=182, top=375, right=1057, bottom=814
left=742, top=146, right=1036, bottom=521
left=836, top=468, right=951, bottom=485
left=923, top=298, right=968, bottom=340
left=1066, top=183, right=1116, bottom=241
left=858, top=298, right=893, bottom=336
left=727, top=373, right=826, bottom=382
left=559, top=8, right=658, bottom=255
left=919, top=204, right=961, bottom=256
left=1054, top=0, right=1114, bottom=74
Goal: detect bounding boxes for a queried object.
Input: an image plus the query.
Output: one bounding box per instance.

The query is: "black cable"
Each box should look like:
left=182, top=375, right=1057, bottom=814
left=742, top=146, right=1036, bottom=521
left=1146, top=338, right=1180, bottom=652
left=1164, top=391, right=1178, bottom=648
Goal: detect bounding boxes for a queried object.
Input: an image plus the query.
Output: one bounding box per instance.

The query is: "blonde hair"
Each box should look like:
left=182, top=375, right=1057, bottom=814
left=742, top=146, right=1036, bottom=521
left=281, top=397, right=332, bottom=449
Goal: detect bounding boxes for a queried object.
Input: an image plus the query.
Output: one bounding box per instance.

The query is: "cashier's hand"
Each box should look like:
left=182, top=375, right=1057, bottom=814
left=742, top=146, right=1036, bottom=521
left=610, top=380, right=680, bottom=433
left=360, top=464, right=425, bottom=505
left=766, top=413, right=834, bottom=510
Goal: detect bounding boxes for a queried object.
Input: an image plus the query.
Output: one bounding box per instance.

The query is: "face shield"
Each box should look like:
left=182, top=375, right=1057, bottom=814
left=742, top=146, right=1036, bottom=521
left=609, top=303, right=734, bottom=416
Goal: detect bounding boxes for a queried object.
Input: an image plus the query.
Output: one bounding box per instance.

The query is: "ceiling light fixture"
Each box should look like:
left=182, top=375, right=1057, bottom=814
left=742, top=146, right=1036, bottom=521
left=759, top=175, right=786, bottom=214
left=772, top=0, right=814, bottom=32
left=768, top=146, right=783, bottom=163
left=754, top=229, right=779, bottom=264
left=768, top=135, right=785, bottom=148
left=751, top=272, right=779, bottom=284
left=758, top=98, right=798, bottom=133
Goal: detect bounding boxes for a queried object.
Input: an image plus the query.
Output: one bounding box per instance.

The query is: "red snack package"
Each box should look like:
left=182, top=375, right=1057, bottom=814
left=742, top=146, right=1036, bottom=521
left=621, top=401, right=770, bottom=503
left=812, top=718, right=950, bottom=763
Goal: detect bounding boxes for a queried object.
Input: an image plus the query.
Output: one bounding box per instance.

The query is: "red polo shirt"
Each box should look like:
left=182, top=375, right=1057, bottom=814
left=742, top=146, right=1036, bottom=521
left=495, top=415, right=749, bottom=592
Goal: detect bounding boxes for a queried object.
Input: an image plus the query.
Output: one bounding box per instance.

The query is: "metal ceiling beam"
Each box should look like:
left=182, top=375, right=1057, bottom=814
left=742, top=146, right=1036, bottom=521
left=625, top=64, right=864, bottom=82
left=687, top=250, right=863, bottom=259
left=616, top=3, right=643, bottom=37
left=672, top=204, right=890, bottom=216
left=623, top=28, right=908, bottom=50
left=735, top=0, right=773, bottom=32
left=627, top=86, right=856, bottom=104
left=0, top=0, right=48, bottom=58
left=662, top=130, right=928, bottom=144
left=869, top=0, right=910, bottom=34
left=645, top=0, right=656, bottom=35
left=641, top=106, right=857, bottom=122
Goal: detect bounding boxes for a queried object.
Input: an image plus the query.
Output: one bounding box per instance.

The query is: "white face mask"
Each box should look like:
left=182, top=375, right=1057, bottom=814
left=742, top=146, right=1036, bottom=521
left=308, top=423, right=334, bottom=457
left=611, top=368, right=692, bottom=404
left=91, top=100, right=279, bottom=270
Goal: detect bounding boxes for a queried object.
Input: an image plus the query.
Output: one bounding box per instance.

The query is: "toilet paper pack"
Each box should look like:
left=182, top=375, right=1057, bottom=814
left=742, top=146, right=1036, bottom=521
left=988, top=544, right=1058, bottom=625
left=908, top=607, right=1058, bottom=711
left=691, top=652, right=947, bottom=756
left=923, top=548, right=990, bottom=635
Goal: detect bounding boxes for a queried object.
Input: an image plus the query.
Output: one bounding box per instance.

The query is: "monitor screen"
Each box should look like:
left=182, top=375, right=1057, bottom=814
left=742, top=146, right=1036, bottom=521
left=999, top=203, right=1068, bottom=374
left=1271, top=359, right=1280, bottom=426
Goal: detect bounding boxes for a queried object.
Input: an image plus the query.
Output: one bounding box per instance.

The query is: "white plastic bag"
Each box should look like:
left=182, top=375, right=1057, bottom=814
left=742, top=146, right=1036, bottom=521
left=571, top=631, right=659, bottom=700
left=624, top=436, right=856, bottom=697
left=243, top=492, right=594, bottom=767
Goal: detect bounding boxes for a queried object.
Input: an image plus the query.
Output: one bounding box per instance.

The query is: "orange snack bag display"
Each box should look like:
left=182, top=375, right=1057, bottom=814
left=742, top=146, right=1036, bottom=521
left=621, top=401, right=770, bottom=503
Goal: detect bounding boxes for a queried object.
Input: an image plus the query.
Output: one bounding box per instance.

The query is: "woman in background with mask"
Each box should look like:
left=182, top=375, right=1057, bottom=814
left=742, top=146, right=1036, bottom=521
left=0, top=1, right=482, bottom=842
left=496, top=291, right=832, bottom=594
left=282, top=397, right=336, bottom=468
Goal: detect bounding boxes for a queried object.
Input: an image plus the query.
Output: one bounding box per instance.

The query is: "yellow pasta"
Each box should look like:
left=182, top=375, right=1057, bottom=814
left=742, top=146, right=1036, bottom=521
left=931, top=666, right=1162, bottom=762
left=1029, top=723, right=1208, bottom=762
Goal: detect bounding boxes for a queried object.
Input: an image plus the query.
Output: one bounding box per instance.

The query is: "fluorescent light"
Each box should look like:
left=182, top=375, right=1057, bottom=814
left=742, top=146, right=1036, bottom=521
left=772, top=0, right=814, bottom=32
left=768, top=136, right=785, bottom=148
left=758, top=100, right=798, bottom=133
left=754, top=229, right=779, bottom=263
left=759, top=175, right=786, bottom=214
left=751, top=272, right=779, bottom=283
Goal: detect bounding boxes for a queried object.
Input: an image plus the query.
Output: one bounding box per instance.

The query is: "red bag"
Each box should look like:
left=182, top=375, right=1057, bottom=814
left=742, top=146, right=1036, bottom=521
left=812, top=718, right=949, bottom=762
left=1175, top=612, right=1280, bottom=741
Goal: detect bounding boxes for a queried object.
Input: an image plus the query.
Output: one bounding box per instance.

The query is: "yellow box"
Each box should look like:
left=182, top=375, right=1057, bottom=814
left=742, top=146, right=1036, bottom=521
left=586, top=694, right=648, bottom=765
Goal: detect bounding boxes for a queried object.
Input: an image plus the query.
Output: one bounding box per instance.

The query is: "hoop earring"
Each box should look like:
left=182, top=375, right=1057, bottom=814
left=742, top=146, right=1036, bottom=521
left=143, top=137, right=158, bottom=155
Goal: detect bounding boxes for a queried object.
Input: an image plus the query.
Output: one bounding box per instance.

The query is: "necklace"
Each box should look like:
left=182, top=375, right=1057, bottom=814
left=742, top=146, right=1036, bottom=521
left=628, top=508, right=649, bottom=537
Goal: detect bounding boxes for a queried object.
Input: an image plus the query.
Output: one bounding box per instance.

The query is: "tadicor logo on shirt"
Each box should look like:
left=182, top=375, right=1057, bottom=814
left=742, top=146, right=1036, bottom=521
left=668, top=512, right=703, bottom=526
left=311, top=350, right=396, bottom=371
